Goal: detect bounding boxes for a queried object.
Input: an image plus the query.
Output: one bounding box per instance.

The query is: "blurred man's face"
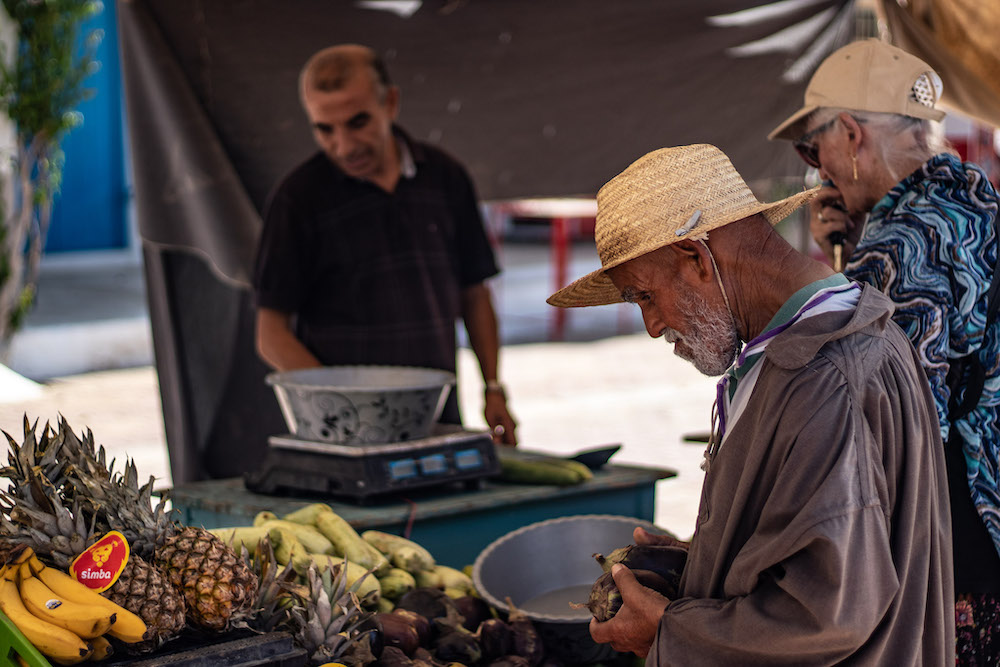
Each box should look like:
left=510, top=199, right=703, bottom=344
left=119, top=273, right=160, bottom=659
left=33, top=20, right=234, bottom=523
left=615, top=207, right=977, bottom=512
left=608, top=248, right=739, bottom=376
left=302, top=72, right=399, bottom=184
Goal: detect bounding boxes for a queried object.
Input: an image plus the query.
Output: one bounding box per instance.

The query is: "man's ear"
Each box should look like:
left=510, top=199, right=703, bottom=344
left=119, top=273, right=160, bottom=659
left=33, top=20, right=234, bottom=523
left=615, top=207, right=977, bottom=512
left=671, top=240, right=714, bottom=283
left=384, top=85, right=401, bottom=119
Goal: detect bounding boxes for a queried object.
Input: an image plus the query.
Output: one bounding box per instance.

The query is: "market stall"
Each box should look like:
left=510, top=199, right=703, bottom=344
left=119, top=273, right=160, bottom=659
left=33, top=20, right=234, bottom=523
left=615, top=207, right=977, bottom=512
left=0, top=414, right=676, bottom=666
left=169, top=455, right=674, bottom=571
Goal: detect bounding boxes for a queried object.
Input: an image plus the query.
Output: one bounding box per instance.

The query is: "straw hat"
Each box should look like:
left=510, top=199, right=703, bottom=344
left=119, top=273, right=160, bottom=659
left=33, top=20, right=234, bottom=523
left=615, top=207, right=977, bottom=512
left=546, top=144, right=818, bottom=308
left=769, top=39, right=945, bottom=141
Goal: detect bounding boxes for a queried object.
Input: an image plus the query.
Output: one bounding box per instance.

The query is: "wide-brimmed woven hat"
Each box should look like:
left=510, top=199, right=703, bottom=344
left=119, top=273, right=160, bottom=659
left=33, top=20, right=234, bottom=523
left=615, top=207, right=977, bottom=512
left=769, top=39, right=945, bottom=141
left=547, top=144, right=818, bottom=308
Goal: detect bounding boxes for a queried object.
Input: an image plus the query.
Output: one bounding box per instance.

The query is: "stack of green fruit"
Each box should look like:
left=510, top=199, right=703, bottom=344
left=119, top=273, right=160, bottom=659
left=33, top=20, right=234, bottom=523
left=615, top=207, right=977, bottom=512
left=212, top=504, right=550, bottom=665
left=210, top=504, right=481, bottom=610
left=496, top=454, right=594, bottom=486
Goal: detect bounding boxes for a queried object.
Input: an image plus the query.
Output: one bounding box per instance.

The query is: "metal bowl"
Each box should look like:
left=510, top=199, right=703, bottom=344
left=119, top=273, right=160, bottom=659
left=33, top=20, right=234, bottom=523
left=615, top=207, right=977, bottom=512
left=266, top=365, right=455, bottom=445
left=472, top=514, right=663, bottom=665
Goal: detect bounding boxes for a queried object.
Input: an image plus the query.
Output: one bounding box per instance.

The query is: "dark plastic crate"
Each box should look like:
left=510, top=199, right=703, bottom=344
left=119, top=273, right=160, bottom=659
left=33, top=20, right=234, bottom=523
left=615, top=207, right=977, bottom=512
left=102, top=630, right=307, bottom=667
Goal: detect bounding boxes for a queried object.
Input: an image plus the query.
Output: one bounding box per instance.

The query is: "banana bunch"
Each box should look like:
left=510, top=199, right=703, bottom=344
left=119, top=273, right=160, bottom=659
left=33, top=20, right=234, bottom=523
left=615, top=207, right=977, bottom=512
left=0, top=547, right=148, bottom=665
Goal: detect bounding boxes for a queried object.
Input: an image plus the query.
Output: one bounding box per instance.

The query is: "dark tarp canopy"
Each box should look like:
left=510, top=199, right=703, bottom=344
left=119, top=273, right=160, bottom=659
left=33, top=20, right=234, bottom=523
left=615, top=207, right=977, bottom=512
left=877, top=0, right=1000, bottom=130
left=118, top=0, right=856, bottom=483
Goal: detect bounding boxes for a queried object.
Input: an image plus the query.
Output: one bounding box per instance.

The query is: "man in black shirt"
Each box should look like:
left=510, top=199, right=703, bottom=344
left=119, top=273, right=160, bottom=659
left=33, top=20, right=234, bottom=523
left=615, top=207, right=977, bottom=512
left=253, top=44, right=516, bottom=444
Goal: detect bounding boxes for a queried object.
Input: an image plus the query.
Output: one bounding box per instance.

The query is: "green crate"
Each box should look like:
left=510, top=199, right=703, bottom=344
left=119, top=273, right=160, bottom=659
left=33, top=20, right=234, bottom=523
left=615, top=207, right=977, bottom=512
left=0, top=610, right=50, bottom=667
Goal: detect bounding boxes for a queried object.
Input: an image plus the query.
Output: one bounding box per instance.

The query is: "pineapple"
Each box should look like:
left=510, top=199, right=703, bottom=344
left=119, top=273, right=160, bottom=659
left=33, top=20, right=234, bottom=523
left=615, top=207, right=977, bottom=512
left=103, top=555, right=187, bottom=647
left=233, top=524, right=377, bottom=664
left=0, top=418, right=186, bottom=647
left=155, top=525, right=258, bottom=631
left=241, top=537, right=301, bottom=633
left=51, top=417, right=258, bottom=632
left=290, top=559, right=377, bottom=666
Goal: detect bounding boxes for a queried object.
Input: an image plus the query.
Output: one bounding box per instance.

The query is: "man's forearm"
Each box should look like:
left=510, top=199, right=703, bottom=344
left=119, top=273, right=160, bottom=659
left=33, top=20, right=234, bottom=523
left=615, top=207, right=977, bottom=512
left=256, top=307, right=322, bottom=371
left=460, top=283, right=500, bottom=383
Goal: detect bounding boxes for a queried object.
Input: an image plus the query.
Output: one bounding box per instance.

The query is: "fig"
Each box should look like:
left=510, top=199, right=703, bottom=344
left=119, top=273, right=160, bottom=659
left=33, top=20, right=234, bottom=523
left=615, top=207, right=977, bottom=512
left=397, top=588, right=463, bottom=629
left=376, top=612, right=421, bottom=656
left=433, top=626, right=482, bottom=664
left=489, top=657, right=531, bottom=667
left=476, top=618, right=513, bottom=660
left=504, top=597, right=543, bottom=666
left=392, top=608, right=433, bottom=646
left=376, top=645, right=414, bottom=666
left=452, top=594, right=492, bottom=631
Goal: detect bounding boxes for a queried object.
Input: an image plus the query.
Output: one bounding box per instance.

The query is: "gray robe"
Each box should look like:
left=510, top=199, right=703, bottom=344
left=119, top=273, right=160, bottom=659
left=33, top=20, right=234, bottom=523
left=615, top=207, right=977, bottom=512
left=651, top=285, right=954, bottom=665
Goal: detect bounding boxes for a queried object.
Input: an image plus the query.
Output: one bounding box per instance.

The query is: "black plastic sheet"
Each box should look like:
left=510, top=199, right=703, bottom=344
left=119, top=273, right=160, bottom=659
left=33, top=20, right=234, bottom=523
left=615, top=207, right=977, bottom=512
left=118, top=0, right=850, bottom=482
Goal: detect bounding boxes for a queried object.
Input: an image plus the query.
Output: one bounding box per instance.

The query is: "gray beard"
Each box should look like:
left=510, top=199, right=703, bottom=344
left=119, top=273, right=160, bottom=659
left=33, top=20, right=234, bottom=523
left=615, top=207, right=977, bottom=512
left=663, top=288, right=739, bottom=377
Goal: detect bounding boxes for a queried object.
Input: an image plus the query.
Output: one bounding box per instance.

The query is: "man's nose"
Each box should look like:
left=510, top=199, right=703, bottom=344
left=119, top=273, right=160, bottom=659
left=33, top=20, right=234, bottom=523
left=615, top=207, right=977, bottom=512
left=334, top=131, right=357, bottom=157
left=642, top=311, right=664, bottom=339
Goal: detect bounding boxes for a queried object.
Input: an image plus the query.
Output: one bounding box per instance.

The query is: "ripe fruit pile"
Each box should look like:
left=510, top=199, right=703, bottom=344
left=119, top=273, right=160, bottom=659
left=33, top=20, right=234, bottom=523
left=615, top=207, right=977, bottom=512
left=0, top=417, right=258, bottom=657
left=0, top=417, right=551, bottom=666
left=0, top=545, right=147, bottom=664
left=215, top=504, right=548, bottom=666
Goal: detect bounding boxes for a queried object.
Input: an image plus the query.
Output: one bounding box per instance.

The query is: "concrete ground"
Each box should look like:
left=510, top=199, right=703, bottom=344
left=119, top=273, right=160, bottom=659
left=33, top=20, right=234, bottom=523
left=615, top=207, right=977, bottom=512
left=0, top=242, right=717, bottom=540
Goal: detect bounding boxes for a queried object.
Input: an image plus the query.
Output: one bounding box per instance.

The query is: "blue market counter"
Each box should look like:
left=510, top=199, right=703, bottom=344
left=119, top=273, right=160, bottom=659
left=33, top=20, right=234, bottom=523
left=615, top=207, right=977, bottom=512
left=167, top=461, right=676, bottom=569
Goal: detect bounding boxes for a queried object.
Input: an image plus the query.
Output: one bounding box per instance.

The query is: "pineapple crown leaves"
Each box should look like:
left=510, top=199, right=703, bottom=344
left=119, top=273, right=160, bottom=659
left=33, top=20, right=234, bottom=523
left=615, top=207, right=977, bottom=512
left=47, top=417, right=180, bottom=557
left=319, top=557, right=380, bottom=605
left=1, top=416, right=72, bottom=495
left=235, top=538, right=302, bottom=634
left=0, top=472, right=96, bottom=566
left=289, top=561, right=373, bottom=661
left=2, top=414, right=178, bottom=561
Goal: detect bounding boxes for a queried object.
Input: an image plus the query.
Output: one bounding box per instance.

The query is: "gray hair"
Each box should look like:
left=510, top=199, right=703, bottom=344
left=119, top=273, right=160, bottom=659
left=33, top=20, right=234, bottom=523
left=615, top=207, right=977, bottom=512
left=807, top=107, right=956, bottom=183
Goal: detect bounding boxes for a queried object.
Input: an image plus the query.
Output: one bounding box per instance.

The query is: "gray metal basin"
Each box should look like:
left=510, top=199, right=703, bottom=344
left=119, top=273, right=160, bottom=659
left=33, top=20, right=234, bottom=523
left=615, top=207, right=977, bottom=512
left=472, top=514, right=664, bottom=664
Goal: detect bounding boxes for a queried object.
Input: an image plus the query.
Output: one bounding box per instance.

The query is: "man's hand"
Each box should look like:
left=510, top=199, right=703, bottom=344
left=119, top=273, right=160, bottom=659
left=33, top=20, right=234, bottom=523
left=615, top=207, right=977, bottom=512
left=809, top=184, right=864, bottom=265
left=634, top=526, right=690, bottom=549
left=589, top=564, right=669, bottom=657
left=484, top=391, right=517, bottom=445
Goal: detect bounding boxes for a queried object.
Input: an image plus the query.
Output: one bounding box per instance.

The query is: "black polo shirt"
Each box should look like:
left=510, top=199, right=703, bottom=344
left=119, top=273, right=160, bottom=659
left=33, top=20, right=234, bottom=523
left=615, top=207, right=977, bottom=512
left=253, top=128, right=499, bottom=398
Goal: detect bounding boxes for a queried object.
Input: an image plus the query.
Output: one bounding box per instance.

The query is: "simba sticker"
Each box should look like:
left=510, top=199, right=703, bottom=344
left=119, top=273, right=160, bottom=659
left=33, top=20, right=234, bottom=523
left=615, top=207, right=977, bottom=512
left=69, top=530, right=129, bottom=592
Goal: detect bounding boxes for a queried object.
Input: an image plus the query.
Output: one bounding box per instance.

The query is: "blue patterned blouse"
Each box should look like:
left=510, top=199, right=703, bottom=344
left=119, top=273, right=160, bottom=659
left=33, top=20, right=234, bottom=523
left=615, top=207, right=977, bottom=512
left=846, top=153, right=1000, bottom=556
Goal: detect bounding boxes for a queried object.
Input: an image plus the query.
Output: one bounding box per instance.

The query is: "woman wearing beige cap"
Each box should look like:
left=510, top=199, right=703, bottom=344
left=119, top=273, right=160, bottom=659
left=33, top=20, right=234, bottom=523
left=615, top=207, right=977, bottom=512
left=771, top=38, right=1000, bottom=664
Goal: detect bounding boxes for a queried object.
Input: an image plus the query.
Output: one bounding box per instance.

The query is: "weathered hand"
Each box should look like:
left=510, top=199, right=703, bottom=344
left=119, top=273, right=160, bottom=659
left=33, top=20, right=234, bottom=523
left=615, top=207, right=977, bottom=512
left=634, top=526, right=689, bottom=549
left=809, top=185, right=862, bottom=264
left=484, top=392, right=517, bottom=446
left=589, top=564, right=669, bottom=657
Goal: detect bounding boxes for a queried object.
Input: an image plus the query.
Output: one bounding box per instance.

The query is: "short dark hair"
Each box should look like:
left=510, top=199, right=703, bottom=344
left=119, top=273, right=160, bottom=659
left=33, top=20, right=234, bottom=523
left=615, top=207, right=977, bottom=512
left=300, top=45, right=393, bottom=103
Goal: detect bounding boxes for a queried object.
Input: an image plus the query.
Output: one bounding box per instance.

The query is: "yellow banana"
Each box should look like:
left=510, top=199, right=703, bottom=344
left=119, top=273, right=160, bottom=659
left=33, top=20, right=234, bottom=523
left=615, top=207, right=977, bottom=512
left=87, top=635, right=113, bottom=661
left=17, top=563, right=115, bottom=639
left=0, top=570, right=92, bottom=664
left=27, top=555, right=148, bottom=643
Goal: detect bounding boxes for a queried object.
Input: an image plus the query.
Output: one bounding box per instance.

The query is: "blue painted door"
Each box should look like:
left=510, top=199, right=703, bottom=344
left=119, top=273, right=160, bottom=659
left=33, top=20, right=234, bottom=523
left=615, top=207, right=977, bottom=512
left=46, top=1, right=127, bottom=253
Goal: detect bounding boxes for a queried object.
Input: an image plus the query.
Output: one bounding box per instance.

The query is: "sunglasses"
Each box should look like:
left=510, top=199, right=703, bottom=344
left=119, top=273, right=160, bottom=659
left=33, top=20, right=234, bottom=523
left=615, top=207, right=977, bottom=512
left=793, top=118, right=836, bottom=168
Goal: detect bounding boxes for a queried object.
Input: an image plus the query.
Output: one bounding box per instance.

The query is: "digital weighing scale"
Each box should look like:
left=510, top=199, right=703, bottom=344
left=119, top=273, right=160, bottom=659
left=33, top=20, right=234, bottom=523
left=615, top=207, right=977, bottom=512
left=244, top=424, right=500, bottom=502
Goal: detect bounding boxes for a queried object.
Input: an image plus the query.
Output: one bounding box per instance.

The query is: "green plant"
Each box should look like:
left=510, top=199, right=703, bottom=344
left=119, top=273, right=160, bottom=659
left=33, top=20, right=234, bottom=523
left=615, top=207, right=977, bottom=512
left=0, top=0, right=101, bottom=352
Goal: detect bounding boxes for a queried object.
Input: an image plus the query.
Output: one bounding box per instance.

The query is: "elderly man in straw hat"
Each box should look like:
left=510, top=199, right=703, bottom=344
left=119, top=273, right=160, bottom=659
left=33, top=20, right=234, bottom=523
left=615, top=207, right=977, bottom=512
left=549, top=144, right=953, bottom=664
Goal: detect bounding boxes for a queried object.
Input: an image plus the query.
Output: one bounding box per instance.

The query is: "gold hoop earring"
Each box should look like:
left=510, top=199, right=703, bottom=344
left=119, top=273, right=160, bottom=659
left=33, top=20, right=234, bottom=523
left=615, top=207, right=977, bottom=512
left=852, top=155, right=858, bottom=182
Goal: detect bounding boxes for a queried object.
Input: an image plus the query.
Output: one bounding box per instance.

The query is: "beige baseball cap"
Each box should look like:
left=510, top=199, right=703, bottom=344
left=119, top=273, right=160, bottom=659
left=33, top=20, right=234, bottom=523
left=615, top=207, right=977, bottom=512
left=769, top=39, right=945, bottom=141
left=546, top=144, right=818, bottom=308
